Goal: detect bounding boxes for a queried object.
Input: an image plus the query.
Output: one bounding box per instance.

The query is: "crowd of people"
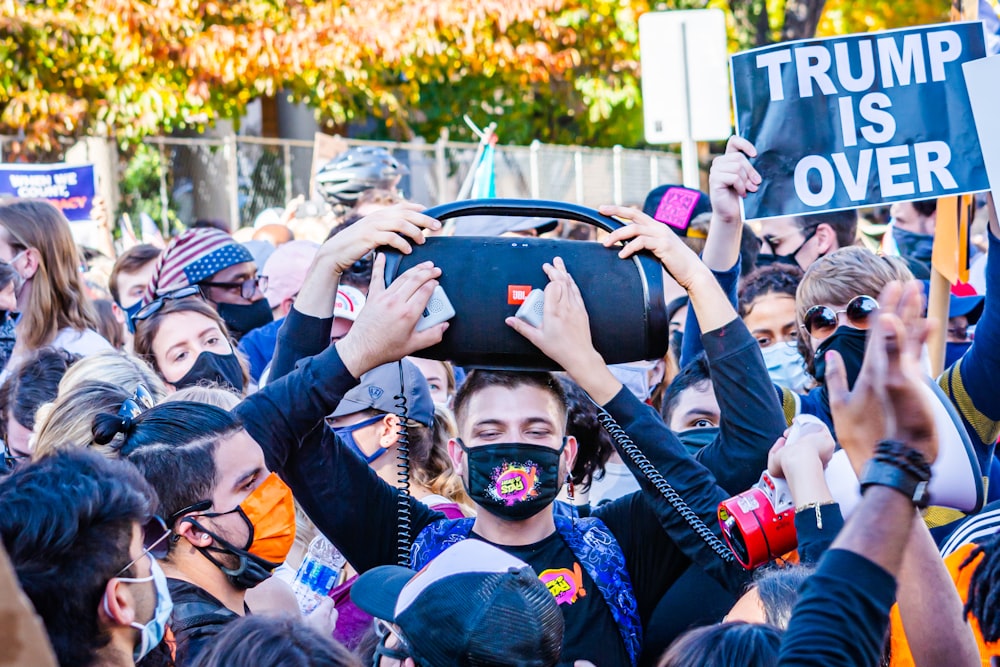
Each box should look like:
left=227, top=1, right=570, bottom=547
left=1, top=139, right=999, bottom=667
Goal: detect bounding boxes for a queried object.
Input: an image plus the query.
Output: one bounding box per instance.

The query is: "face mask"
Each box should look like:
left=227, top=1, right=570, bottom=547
left=173, top=350, right=245, bottom=393
left=608, top=360, right=661, bottom=403
left=186, top=473, right=296, bottom=589
left=756, top=229, right=816, bottom=269
left=945, top=341, right=972, bottom=369
left=891, top=225, right=935, bottom=265
left=121, top=300, right=144, bottom=334
left=670, top=330, right=684, bottom=360
left=331, top=414, right=388, bottom=464
left=761, top=344, right=810, bottom=393
left=215, top=299, right=273, bottom=340
left=103, top=557, right=174, bottom=661
left=678, top=427, right=719, bottom=456
left=812, top=326, right=868, bottom=388
left=458, top=439, right=567, bottom=521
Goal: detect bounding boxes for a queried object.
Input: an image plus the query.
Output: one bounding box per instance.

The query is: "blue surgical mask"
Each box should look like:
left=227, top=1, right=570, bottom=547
left=103, top=557, right=174, bottom=661
left=761, top=343, right=810, bottom=394
left=331, top=414, right=388, bottom=463
left=121, top=300, right=144, bottom=334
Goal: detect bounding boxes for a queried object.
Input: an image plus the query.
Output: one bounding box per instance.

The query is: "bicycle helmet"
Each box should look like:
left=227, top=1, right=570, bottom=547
left=315, top=146, right=409, bottom=206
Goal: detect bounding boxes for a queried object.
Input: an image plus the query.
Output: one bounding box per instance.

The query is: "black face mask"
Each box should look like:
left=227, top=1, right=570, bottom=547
left=677, top=427, right=719, bottom=456
left=185, top=515, right=277, bottom=590
left=812, top=326, right=868, bottom=388
left=892, top=226, right=935, bottom=265
left=215, top=299, right=273, bottom=340
left=174, top=350, right=245, bottom=393
left=459, top=439, right=566, bottom=522
left=670, top=330, right=684, bottom=360
left=756, top=229, right=816, bottom=270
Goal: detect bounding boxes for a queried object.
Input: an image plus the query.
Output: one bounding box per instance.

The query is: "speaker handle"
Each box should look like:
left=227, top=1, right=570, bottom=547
left=423, top=199, right=625, bottom=234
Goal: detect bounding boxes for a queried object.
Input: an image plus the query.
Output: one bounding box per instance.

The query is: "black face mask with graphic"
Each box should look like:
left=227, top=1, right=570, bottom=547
left=812, top=326, right=868, bottom=388
left=215, top=299, right=273, bottom=340
left=459, top=439, right=566, bottom=522
left=174, top=350, right=245, bottom=393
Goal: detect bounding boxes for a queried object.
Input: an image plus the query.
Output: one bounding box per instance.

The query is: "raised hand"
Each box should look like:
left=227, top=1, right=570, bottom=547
left=709, top=136, right=760, bottom=227
left=319, top=202, right=442, bottom=275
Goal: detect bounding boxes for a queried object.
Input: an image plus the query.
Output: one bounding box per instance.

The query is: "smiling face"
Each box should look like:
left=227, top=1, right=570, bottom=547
left=151, top=310, right=234, bottom=385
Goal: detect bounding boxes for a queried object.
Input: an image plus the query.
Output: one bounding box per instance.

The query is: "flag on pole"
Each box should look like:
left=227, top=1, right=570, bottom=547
left=118, top=213, right=138, bottom=252
left=470, top=136, right=497, bottom=199
left=140, top=212, right=166, bottom=249
left=932, top=195, right=974, bottom=285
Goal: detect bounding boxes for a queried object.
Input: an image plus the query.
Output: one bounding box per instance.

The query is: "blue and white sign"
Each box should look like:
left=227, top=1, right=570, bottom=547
left=731, top=22, right=988, bottom=220
left=0, top=163, right=96, bottom=222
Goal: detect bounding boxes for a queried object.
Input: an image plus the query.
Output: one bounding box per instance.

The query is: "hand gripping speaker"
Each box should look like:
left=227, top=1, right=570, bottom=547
left=381, top=199, right=670, bottom=371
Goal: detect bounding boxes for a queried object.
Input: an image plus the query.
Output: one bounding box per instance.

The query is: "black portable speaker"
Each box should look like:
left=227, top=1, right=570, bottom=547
left=382, top=199, right=670, bottom=371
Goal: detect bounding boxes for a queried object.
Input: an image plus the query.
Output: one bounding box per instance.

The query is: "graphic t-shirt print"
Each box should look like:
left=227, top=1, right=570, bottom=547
left=539, top=563, right=587, bottom=605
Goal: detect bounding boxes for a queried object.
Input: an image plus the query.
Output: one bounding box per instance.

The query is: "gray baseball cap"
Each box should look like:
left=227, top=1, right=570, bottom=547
left=331, top=359, right=434, bottom=427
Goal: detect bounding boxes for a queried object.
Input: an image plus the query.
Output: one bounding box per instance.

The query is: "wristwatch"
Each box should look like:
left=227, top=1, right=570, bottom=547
left=859, top=459, right=931, bottom=508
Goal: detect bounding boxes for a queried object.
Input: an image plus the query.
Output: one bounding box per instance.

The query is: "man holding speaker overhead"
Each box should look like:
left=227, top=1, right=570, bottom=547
left=226, top=197, right=831, bottom=664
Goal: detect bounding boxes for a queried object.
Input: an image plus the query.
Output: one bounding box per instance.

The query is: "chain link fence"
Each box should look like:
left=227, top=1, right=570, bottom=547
left=142, top=135, right=683, bottom=229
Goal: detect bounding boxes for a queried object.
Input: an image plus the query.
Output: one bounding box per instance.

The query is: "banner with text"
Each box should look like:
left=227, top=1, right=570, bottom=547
left=0, top=163, right=96, bottom=222
left=731, top=22, right=988, bottom=221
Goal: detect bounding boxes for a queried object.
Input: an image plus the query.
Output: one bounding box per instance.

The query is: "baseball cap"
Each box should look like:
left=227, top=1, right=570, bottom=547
left=330, top=359, right=434, bottom=426
left=351, top=540, right=564, bottom=667
left=146, top=228, right=254, bottom=299
left=334, top=285, right=366, bottom=321
left=261, top=240, right=320, bottom=309
left=642, top=185, right=712, bottom=237
left=918, top=281, right=985, bottom=324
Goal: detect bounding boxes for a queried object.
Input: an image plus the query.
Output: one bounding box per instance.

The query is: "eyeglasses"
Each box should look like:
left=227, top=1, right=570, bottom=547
left=198, top=276, right=268, bottom=301
left=118, top=384, right=154, bottom=423
left=114, top=515, right=172, bottom=577
left=373, top=619, right=412, bottom=666
left=166, top=498, right=213, bottom=528
left=801, top=295, right=879, bottom=340
left=131, top=285, right=204, bottom=324
left=1, top=440, right=29, bottom=470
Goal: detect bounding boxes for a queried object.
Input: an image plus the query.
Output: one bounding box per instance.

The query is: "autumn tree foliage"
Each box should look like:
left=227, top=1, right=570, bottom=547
left=0, top=0, right=951, bottom=155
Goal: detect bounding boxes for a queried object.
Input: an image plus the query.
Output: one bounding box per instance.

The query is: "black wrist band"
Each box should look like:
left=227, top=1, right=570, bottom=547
left=860, top=440, right=932, bottom=508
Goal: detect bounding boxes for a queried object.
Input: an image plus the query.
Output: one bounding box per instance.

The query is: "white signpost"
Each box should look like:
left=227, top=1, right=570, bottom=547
left=639, top=9, right=732, bottom=188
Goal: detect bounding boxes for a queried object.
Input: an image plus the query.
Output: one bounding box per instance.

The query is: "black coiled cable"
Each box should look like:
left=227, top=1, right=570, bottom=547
left=597, top=408, right=735, bottom=563
left=395, top=361, right=412, bottom=567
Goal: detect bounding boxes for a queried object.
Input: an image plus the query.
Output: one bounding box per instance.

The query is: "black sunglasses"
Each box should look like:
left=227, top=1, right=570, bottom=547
left=198, top=276, right=268, bottom=301
left=114, top=515, right=172, bottom=577
left=118, top=385, right=154, bottom=424
left=801, top=295, right=879, bottom=340
left=131, top=285, right=203, bottom=324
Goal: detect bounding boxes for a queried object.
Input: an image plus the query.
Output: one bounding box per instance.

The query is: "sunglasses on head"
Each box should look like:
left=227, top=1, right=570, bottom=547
left=131, top=285, right=204, bottom=325
left=801, top=295, right=879, bottom=340
left=198, top=276, right=268, bottom=301
left=114, top=515, right=172, bottom=577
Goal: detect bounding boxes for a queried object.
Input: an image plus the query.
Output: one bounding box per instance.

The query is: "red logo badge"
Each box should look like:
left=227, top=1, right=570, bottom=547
left=508, top=285, right=532, bottom=305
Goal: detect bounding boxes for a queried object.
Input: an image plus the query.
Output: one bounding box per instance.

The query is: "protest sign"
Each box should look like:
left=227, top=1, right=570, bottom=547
left=0, top=163, right=96, bottom=222
left=731, top=22, right=988, bottom=221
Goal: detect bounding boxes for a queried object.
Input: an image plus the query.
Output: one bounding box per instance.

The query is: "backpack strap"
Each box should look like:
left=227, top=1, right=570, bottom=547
left=410, top=518, right=475, bottom=570
left=554, top=515, right=642, bottom=667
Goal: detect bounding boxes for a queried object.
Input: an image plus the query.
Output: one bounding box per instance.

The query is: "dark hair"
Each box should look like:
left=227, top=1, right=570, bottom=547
left=660, top=353, right=711, bottom=427
left=797, top=209, right=858, bottom=249
left=189, top=614, right=362, bottom=667
left=109, top=244, right=162, bottom=304
left=93, top=299, right=126, bottom=350
left=454, top=370, right=568, bottom=433
left=0, top=346, right=78, bottom=433
left=558, top=375, right=613, bottom=490
left=0, top=448, right=156, bottom=667
left=750, top=564, right=816, bottom=629
left=911, top=198, right=938, bottom=218
left=739, top=222, right=761, bottom=277
left=94, top=401, right=243, bottom=542
left=963, top=532, right=1000, bottom=643
left=658, top=621, right=783, bottom=667
left=738, top=265, right=804, bottom=318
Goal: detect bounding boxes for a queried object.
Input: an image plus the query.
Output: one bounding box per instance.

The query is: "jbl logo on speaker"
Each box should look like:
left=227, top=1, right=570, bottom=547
left=508, top=285, right=532, bottom=305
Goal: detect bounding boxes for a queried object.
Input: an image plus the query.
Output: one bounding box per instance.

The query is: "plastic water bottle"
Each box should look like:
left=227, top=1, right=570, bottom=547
left=291, top=536, right=345, bottom=614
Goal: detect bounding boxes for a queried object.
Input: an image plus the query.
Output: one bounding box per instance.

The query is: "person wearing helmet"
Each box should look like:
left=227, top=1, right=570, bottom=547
left=315, top=146, right=409, bottom=210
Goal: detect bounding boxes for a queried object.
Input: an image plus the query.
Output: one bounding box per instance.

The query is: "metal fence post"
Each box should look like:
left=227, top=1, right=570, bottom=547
left=435, top=130, right=448, bottom=205
left=282, top=142, right=293, bottom=204
left=225, top=134, right=240, bottom=228
left=650, top=154, right=659, bottom=190
left=157, top=137, right=170, bottom=237
left=612, top=145, right=623, bottom=205
left=574, top=151, right=584, bottom=204
left=529, top=140, right=541, bottom=199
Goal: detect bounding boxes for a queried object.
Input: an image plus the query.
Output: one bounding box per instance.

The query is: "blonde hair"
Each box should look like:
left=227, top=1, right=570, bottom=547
left=58, top=351, right=168, bottom=400
left=165, top=384, right=241, bottom=409
left=0, top=200, right=100, bottom=350
left=413, top=404, right=474, bottom=514
left=32, top=381, right=135, bottom=459
left=796, top=247, right=913, bottom=325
